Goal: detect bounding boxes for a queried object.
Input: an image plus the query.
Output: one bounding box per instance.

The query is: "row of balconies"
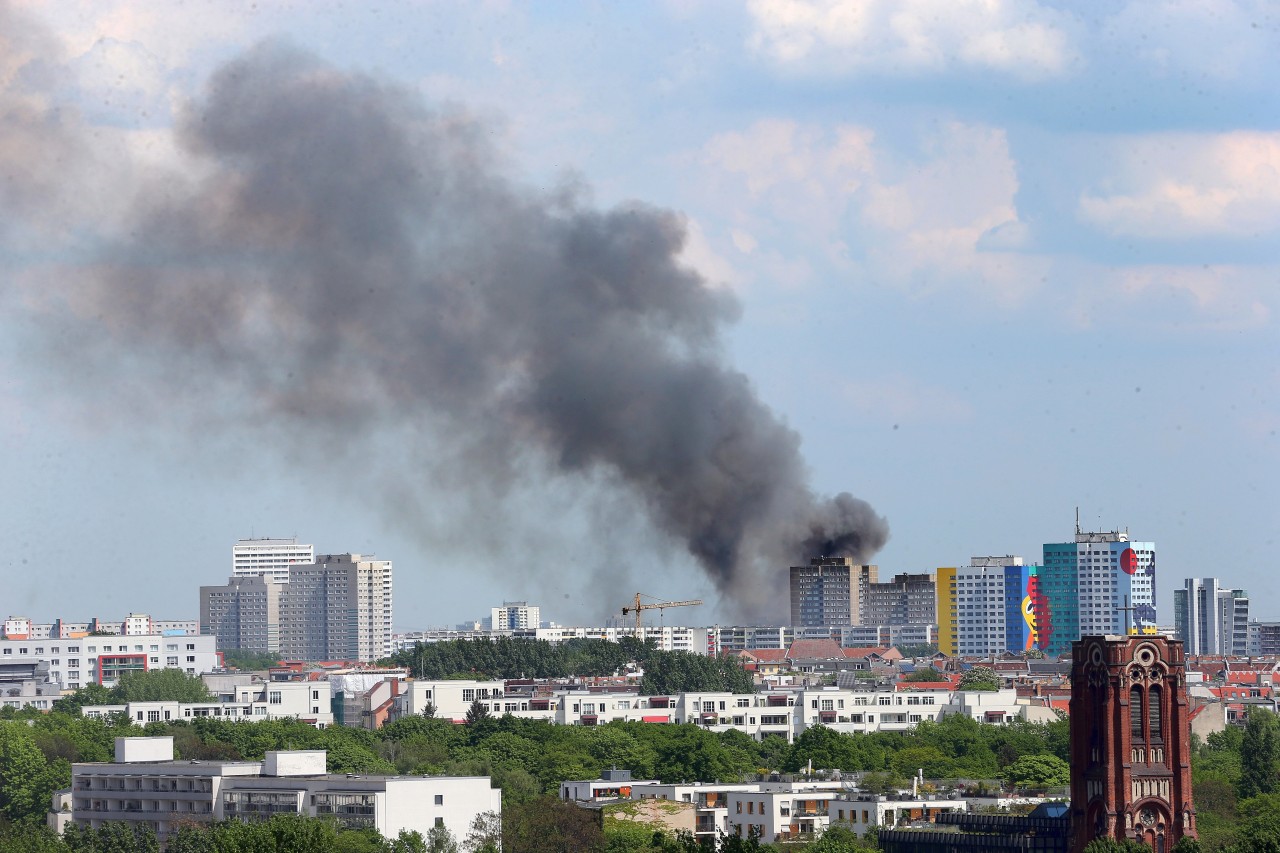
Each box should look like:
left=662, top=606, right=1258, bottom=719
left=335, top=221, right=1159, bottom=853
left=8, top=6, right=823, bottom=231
left=76, top=778, right=213, bottom=794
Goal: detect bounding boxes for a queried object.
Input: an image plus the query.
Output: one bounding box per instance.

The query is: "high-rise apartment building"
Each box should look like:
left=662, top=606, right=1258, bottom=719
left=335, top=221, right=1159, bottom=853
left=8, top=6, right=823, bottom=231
left=490, top=602, right=541, bottom=630
left=1174, top=579, right=1249, bottom=656
left=863, top=573, right=936, bottom=627
left=1039, top=525, right=1156, bottom=657
left=937, top=556, right=1040, bottom=657
left=789, top=558, right=877, bottom=627
left=232, top=537, right=315, bottom=584
left=200, top=575, right=284, bottom=653
left=278, top=554, right=393, bottom=662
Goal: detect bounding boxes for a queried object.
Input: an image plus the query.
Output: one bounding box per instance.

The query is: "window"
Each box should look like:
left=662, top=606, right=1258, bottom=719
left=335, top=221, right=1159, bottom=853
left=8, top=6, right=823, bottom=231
left=434, top=795, right=443, bottom=805
left=1130, top=687, right=1143, bottom=739
left=1148, top=686, right=1163, bottom=740
left=270, top=691, right=282, bottom=704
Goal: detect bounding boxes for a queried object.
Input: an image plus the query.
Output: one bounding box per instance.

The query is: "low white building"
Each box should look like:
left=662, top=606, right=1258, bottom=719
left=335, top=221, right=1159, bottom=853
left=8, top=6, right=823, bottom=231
left=82, top=680, right=334, bottom=727
left=0, top=633, right=219, bottom=689
left=724, top=783, right=840, bottom=843
left=392, top=680, right=1045, bottom=741
left=828, top=793, right=968, bottom=837
left=56, top=736, right=500, bottom=847
left=626, top=782, right=764, bottom=844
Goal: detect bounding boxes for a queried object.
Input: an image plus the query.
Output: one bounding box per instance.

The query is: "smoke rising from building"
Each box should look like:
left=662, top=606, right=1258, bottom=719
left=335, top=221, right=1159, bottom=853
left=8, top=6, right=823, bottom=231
left=1, top=30, right=888, bottom=618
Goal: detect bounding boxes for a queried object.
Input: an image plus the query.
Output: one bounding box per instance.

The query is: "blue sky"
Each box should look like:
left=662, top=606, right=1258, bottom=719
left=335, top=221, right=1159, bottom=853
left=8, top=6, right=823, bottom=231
left=1, top=0, right=1276, bottom=629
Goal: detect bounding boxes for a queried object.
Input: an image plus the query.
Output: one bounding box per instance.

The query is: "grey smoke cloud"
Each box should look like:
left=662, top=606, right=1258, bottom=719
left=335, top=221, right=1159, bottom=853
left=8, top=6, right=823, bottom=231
left=5, top=37, right=888, bottom=618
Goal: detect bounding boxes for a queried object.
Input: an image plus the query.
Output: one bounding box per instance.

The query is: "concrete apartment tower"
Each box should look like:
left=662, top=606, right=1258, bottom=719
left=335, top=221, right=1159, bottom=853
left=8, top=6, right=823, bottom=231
left=789, top=558, right=877, bottom=627
left=279, top=554, right=393, bottom=662
left=1174, top=578, right=1249, bottom=656
left=1069, top=634, right=1195, bottom=853
left=200, top=575, right=283, bottom=653
left=1040, top=523, right=1156, bottom=657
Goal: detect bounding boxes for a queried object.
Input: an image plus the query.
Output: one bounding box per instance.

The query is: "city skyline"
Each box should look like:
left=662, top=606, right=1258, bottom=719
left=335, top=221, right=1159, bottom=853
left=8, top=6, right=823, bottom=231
left=1, top=2, right=1275, bottom=626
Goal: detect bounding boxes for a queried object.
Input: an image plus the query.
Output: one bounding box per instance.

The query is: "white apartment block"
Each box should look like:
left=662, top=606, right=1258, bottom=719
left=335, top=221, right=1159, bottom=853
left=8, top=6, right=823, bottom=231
left=233, top=537, right=315, bottom=584
left=490, top=602, right=541, bottom=630
left=123, top=614, right=154, bottom=636
left=391, top=625, right=710, bottom=655
left=58, top=736, right=500, bottom=847
left=0, top=658, right=62, bottom=711
left=82, top=680, right=334, bottom=727
left=3, top=617, right=199, bottom=640
left=0, top=633, right=219, bottom=690
left=725, top=785, right=838, bottom=843
left=829, top=794, right=968, bottom=837
left=279, top=554, right=393, bottom=662
left=394, top=680, right=1038, bottom=742
left=627, top=782, right=764, bottom=844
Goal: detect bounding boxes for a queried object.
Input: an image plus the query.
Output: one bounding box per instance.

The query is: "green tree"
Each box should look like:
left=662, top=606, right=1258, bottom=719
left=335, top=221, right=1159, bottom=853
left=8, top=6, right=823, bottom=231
left=0, top=722, right=63, bottom=823
left=218, top=649, right=281, bottom=670
left=957, top=666, right=1000, bottom=691
left=503, top=796, right=604, bottom=853
left=901, top=667, right=942, bottom=682
left=1241, top=708, right=1280, bottom=799
left=1082, top=840, right=1149, bottom=853
left=466, top=700, right=492, bottom=726
left=386, top=830, right=430, bottom=853
left=110, top=669, right=214, bottom=703
left=464, top=811, right=503, bottom=853
left=807, top=825, right=879, bottom=852
left=51, top=683, right=114, bottom=714
left=0, top=825, right=71, bottom=853
left=1236, top=791, right=1280, bottom=853
left=426, top=824, right=461, bottom=853
left=1003, top=754, right=1070, bottom=789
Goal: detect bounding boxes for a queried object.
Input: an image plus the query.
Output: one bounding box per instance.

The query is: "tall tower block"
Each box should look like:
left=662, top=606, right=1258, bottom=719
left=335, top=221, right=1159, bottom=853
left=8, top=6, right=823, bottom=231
left=1070, top=634, right=1196, bottom=853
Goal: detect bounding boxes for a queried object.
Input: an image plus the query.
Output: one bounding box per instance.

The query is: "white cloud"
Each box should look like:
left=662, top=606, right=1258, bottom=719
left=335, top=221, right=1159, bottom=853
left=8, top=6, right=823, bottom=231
left=746, top=0, right=1076, bottom=79
left=677, top=217, right=740, bottom=292
left=698, top=117, right=1042, bottom=304
left=1078, top=132, right=1280, bottom=240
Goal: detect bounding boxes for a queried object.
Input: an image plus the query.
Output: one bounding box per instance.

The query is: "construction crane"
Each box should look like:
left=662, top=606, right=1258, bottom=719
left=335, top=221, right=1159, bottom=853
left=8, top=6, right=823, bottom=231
left=621, top=593, right=703, bottom=634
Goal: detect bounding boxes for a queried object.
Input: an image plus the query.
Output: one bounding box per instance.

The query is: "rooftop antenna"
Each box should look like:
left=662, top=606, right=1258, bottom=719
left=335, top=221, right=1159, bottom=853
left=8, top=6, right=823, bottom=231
left=1075, top=507, right=1081, bottom=535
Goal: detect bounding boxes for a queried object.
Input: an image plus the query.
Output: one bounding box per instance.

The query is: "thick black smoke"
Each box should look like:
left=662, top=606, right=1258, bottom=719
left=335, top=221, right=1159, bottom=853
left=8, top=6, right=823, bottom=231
left=4, top=35, right=888, bottom=618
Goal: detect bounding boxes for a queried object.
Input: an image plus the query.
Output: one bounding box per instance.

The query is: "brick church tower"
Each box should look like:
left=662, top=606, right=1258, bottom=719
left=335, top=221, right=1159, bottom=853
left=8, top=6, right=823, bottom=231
left=1070, top=635, right=1196, bottom=852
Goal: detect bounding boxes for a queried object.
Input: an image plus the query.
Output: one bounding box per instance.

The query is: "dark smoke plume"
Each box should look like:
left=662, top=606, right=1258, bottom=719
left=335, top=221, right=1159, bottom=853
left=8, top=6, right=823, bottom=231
left=4, top=36, right=888, bottom=618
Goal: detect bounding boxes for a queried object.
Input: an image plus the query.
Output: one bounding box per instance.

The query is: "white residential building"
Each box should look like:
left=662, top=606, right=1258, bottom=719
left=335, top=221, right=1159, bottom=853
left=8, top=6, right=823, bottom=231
left=0, top=633, right=219, bottom=690
left=828, top=793, right=968, bottom=837
left=232, top=537, right=315, bottom=584
left=58, top=736, right=500, bottom=847
left=490, top=602, right=541, bottom=631
left=82, top=680, right=334, bottom=727
left=393, top=680, right=1039, bottom=741
left=122, top=614, right=155, bottom=636
left=725, top=784, right=839, bottom=843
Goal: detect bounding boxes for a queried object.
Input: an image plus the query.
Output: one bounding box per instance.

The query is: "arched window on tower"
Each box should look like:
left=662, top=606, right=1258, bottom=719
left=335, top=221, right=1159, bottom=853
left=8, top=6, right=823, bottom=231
left=1149, top=685, right=1163, bottom=740
left=1131, top=687, right=1144, bottom=740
